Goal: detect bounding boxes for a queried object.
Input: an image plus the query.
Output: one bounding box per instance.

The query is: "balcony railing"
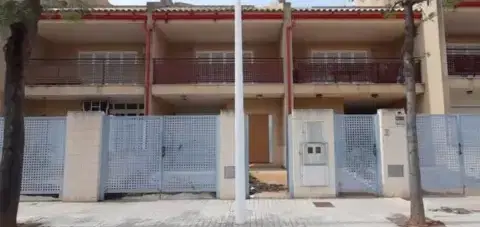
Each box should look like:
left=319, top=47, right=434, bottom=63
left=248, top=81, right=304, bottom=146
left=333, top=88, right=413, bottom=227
left=447, top=52, right=480, bottom=77
left=153, top=58, right=283, bottom=84
left=25, top=59, right=145, bottom=85
left=293, top=58, right=421, bottom=84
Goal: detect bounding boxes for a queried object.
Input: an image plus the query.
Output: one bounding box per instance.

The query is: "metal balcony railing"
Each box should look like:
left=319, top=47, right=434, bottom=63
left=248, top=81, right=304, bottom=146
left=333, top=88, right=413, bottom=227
left=293, top=58, right=421, bottom=84
left=447, top=51, right=480, bottom=77
left=153, top=58, right=283, bottom=84
left=25, top=59, right=145, bottom=85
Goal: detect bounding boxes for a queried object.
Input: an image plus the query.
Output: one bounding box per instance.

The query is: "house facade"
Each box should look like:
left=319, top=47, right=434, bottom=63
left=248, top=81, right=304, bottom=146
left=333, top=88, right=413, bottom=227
left=0, top=0, right=479, bottom=168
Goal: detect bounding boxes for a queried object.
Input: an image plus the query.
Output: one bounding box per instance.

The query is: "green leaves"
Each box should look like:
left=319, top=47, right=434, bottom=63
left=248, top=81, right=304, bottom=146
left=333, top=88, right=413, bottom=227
left=443, top=0, right=462, bottom=9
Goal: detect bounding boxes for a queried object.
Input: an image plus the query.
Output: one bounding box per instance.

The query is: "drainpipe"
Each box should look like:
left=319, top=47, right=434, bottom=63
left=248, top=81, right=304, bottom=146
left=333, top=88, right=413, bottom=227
left=286, top=21, right=294, bottom=114
left=143, top=21, right=152, bottom=115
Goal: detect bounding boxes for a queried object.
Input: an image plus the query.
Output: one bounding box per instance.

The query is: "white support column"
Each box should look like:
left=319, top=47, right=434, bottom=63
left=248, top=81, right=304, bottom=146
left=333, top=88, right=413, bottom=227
left=234, top=0, right=246, bottom=224
left=62, top=111, right=105, bottom=202
left=377, top=109, right=410, bottom=198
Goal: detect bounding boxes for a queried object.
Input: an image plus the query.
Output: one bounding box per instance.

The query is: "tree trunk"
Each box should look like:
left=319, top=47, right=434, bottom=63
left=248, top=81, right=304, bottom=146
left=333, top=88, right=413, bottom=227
left=0, top=1, right=41, bottom=226
left=403, top=0, right=426, bottom=225
left=0, top=22, right=27, bottom=227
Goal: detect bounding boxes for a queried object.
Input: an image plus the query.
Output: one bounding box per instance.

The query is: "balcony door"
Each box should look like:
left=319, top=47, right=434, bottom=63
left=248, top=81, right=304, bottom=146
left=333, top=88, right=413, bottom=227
left=78, top=51, right=138, bottom=84
left=195, top=51, right=254, bottom=82
left=311, top=51, right=370, bottom=82
left=195, top=51, right=254, bottom=63
left=311, top=50, right=369, bottom=63
left=447, top=44, right=480, bottom=75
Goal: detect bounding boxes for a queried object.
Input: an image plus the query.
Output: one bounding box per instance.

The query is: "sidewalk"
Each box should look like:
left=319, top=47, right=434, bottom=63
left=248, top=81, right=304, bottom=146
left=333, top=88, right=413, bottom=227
left=17, top=197, right=480, bottom=227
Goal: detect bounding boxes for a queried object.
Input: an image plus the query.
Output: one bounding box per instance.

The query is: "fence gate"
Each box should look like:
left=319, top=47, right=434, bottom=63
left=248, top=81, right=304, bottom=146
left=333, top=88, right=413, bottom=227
left=104, top=116, right=164, bottom=193
left=162, top=116, right=217, bottom=193
left=417, top=115, right=464, bottom=194
left=458, top=115, right=480, bottom=191
left=334, top=114, right=380, bottom=195
left=104, top=115, right=218, bottom=194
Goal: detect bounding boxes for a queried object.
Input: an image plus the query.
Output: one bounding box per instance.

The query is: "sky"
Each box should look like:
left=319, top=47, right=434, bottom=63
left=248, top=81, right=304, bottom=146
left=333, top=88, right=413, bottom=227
left=109, top=0, right=353, bottom=7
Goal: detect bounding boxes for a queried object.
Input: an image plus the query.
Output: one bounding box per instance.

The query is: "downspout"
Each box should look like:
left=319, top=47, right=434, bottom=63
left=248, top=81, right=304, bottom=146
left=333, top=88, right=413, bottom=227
left=285, top=21, right=294, bottom=114
left=143, top=21, right=152, bottom=115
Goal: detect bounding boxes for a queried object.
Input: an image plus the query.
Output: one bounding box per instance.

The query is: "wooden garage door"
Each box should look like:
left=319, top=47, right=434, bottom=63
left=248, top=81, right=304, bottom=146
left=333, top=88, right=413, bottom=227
left=248, top=114, right=269, bottom=163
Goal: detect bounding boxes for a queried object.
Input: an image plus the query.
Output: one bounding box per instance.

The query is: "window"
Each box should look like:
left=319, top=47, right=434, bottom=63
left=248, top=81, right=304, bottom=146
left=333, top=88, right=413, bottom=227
left=108, top=102, right=144, bottom=116
left=195, top=51, right=254, bottom=63
left=447, top=44, right=480, bottom=55
left=82, top=100, right=144, bottom=116
left=311, top=51, right=369, bottom=63
left=82, top=100, right=108, bottom=112
left=78, top=51, right=138, bottom=84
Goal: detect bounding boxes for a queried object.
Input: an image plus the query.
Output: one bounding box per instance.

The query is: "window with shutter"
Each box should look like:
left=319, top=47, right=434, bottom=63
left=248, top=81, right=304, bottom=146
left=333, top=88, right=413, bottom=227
left=195, top=51, right=254, bottom=64
left=447, top=44, right=480, bottom=55
left=78, top=52, right=95, bottom=83
left=311, top=51, right=369, bottom=63
left=78, top=51, right=138, bottom=84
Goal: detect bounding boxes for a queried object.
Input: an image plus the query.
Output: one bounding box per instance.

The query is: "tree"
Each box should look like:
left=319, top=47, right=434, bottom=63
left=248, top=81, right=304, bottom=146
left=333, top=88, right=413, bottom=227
left=0, top=1, right=86, bottom=226
left=386, top=0, right=459, bottom=225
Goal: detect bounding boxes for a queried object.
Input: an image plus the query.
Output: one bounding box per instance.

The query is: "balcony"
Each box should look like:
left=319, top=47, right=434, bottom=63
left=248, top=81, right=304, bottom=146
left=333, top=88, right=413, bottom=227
left=25, top=59, right=145, bottom=85
left=153, top=58, right=283, bottom=84
left=293, top=58, right=421, bottom=84
left=447, top=52, right=480, bottom=77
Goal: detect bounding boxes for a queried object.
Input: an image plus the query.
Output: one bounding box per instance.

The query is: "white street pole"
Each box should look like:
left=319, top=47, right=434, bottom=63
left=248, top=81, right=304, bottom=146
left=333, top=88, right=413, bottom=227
left=234, top=0, right=246, bottom=224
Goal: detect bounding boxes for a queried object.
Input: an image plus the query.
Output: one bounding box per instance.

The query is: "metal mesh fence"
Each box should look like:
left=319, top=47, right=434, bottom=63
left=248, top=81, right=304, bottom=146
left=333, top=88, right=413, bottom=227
left=104, top=115, right=218, bottom=194
left=0, top=117, right=66, bottom=195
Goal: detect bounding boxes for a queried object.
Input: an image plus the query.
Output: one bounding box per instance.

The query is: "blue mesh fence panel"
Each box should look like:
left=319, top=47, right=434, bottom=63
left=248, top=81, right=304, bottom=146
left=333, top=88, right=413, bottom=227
left=162, top=115, right=217, bottom=192
left=417, top=115, right=463, bottom=193
left=335, top=114, right=379, bottom=194
left=105, top=116, right=163, bottom=193
left=458, top=115, right=480, bottom=189
left=0, top=117, right=66, bottom=195
left=104, top=115, right=218, bottom=193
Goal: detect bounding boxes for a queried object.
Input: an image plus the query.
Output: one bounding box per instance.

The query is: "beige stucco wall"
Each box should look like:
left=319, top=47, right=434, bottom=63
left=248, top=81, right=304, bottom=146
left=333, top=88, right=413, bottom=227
left=25, top=100, right=82, bottom=116
left=415, top=0, right=450, bottom=114
left=447, top=35, right=480, bottom=44
left=377, top=109, right=409, bottom=198
left=217, top=110, right=235, bottom=199
left=449, top=88, right=480, bottom=114
left=151, top=97, right=174, bottom=115
left=40, top=43, right=144, bottom=59
left=294, top=97, right=344, bottom=113
left=293, top=41, right=402, bottom=59
left=62, top=111, right=105, bottom=202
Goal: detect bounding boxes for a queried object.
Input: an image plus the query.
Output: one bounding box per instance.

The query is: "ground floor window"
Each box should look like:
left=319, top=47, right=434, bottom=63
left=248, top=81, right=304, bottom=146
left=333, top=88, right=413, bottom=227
left=82, top=100, right=144, bottom=116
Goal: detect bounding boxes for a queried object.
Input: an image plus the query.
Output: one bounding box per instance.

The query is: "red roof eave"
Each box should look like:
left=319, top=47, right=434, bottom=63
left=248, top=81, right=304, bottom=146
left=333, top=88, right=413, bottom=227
left=292, top=12, right=422, bottom=20
left=40, top=11, right=423, bottom=21
left=40, top=12, right=148, bottom=20
left=152, top=12, right=283, bottom=20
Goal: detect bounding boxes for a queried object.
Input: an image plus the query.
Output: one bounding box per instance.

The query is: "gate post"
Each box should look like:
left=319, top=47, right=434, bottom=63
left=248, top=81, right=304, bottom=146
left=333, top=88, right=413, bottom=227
left=290, top=109, right=336, bottom=198
left=62, top=111, right=106, bottom=202
left=377, top=109, right=410, bottom=198
left=217, top=110, right=236, bottom=199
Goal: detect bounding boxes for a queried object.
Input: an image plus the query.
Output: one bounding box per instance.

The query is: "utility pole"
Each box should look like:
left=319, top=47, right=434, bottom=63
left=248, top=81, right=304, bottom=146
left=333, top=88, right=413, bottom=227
left=234, top=0, right=246, bottom=224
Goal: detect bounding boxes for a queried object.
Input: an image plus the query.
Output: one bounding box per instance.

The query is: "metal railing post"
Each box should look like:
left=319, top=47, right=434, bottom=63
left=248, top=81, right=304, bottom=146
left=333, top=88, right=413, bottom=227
left=102, top=59, right=106, bottom=85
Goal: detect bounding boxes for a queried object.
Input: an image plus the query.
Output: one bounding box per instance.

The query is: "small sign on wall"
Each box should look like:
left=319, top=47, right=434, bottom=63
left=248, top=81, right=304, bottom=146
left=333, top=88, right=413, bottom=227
left=395, top=115, right=406, bottom=126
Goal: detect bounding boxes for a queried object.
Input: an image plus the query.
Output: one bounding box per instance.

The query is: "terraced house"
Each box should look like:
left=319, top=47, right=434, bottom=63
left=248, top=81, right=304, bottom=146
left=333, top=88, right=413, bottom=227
left=0, top=0, right=479, bottom=201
